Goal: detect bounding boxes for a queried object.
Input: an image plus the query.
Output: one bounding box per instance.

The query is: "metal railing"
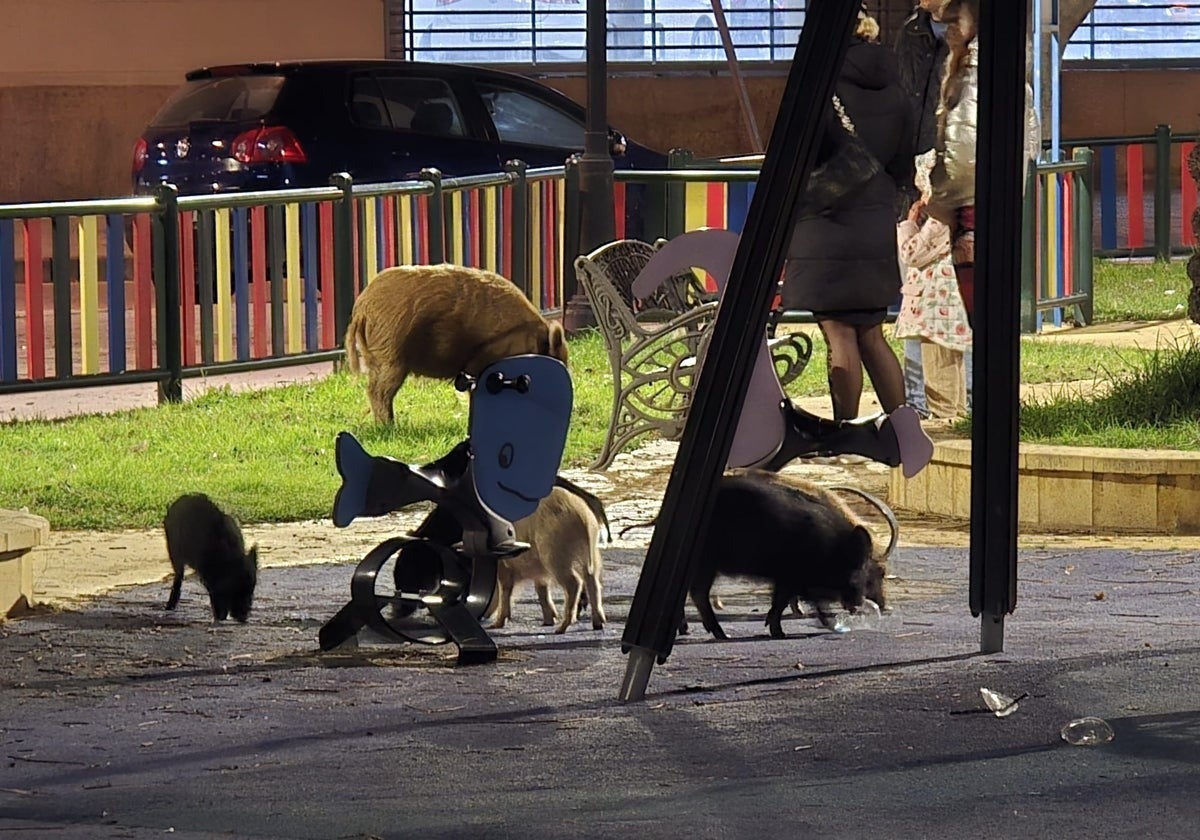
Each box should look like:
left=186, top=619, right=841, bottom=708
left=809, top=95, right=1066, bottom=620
left=0, top=164, right=567, bottom=401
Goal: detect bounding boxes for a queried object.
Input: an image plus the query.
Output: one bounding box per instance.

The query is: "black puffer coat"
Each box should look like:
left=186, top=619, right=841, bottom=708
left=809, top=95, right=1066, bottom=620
left=782, top=41, right=914, bottom=315
left=894, top=8, right=948, bottom=156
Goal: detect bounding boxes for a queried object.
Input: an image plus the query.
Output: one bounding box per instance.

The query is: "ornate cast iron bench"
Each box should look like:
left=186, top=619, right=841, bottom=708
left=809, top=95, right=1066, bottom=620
left=575, top=238, right=812, bottom=470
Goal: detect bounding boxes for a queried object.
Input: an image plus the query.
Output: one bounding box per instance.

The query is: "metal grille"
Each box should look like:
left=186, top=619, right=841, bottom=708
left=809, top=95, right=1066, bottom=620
left=399, top=0, right=808, bottom=64
left=1066, top=0, right=1200, bottom=61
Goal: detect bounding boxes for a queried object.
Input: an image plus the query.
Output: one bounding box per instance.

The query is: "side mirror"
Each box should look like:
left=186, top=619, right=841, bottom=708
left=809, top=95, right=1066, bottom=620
left=608, top=129, right=628, bottom=157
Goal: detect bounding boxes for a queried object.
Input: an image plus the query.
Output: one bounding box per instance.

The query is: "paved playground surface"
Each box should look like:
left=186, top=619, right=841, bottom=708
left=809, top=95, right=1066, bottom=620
left=2, top=318, right=1199, bottom=837
left=2, top=539, right=1199, bottom=839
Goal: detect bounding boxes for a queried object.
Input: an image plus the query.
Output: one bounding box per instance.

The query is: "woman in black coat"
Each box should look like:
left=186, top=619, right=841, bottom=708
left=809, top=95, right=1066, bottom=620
left=782, top=12, right=914, bottom=422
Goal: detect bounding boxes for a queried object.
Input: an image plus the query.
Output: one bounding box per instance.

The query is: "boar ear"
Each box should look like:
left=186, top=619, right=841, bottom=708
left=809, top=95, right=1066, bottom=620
left=547, top=322, right=568, bottom=364
left=247, top=544, right=259, bottom=568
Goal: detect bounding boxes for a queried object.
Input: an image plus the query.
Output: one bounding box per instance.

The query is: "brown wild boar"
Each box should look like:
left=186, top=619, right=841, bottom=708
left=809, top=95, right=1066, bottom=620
left=344, top=263, right=569, bottom=423
left=487, top=486, right=605, bottom=634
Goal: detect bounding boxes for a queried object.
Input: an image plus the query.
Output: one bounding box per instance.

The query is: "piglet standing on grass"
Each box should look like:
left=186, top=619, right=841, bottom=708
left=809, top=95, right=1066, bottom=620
left=164, top=493, right=258, bottom=622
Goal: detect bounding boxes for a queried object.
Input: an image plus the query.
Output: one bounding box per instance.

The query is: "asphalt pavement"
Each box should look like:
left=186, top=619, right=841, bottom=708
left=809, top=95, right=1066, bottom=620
left=2, top=539, right=1198, bottom=839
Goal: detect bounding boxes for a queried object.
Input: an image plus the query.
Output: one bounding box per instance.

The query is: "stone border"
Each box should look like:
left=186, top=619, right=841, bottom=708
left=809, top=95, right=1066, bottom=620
left=0, top=510, right=51, bottom=617
left=888, top=440, right=1200, bottom=533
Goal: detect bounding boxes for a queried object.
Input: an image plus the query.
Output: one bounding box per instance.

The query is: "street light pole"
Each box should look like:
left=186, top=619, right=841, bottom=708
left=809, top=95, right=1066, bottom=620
left=564, top=0, right=615, bottom=333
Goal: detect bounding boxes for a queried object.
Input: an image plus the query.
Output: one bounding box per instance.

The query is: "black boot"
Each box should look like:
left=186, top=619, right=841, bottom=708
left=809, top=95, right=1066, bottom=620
left=763, top=402, right=902, bottom=471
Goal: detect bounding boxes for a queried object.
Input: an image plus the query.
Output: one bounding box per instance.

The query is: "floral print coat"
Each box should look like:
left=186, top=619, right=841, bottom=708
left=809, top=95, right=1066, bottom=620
left=894, top=216, right=972, bottom=350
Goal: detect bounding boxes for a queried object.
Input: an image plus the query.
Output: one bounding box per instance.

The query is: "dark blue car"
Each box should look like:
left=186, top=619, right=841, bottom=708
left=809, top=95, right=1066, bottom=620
left=132, top=59, right=666, bottom=195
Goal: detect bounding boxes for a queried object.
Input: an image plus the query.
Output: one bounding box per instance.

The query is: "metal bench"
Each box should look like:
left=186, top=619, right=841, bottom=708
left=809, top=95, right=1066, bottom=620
left=575, top=238, right=812, bottom=470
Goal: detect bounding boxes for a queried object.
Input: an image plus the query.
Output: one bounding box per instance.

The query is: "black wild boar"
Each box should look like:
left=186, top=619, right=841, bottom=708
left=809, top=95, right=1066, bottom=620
left=684, top=471, right=885, bottom=640
left=164, top=493, right=258, bottom=622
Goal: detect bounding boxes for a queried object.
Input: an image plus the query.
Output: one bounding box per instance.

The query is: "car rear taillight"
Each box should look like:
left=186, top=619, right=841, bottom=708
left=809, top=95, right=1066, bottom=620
left=132, top=137, right=149, bottom=176
left=230, top=126, right=307, bottom=165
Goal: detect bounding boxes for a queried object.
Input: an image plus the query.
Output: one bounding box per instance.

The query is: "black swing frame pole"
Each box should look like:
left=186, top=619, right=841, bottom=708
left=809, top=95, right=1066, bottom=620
left=618, top=0, right=860, bottom=702
left=969, top=0, right=1028, bottom=652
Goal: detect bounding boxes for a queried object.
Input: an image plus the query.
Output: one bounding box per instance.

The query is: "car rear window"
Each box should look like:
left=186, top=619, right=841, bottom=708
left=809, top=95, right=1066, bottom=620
left=151, top=76, right=286, bottom=126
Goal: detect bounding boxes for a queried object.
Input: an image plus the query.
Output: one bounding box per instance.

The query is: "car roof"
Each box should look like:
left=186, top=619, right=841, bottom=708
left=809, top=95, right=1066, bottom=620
left=185, top=60, right=541, bottom=87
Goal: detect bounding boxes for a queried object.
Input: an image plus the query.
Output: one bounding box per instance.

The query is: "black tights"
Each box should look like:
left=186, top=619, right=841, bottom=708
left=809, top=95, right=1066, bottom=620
left=817, top=319, right=906, bottom=421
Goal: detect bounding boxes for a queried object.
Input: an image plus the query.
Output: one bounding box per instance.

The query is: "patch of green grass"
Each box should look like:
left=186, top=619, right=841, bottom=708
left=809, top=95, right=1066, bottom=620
left=785, top=326, right=1150, bottom=398
left=1092, top=258, right=1192, bottom=323
left=4, top=333, right=616, bottom=531
left=4, top=324, right=1195, bottom=530
left=1019, top=338, right=1200, bottom=451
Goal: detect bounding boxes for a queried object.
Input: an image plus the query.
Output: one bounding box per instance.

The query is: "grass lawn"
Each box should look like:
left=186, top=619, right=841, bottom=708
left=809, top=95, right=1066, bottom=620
left=3, top=259, right=1196, bottom=529
left=1092, top=258, right=1192, bottom=323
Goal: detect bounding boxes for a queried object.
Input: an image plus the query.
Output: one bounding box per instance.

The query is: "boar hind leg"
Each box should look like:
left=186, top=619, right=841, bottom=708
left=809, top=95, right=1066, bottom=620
left=166, top=567, right=184, bottom=611
left=554, top=575, right=584, bottom=634
left=583, top=568, right=605, bottom=630
left=490, top=568, right=515, bottom=628
left=367, top=363, right=408, bottom=425
left=534, top=583, right=559, bottom=626
left=689, top=568, right=727, bottom=640
left=766, top=589, right=792, bottom=639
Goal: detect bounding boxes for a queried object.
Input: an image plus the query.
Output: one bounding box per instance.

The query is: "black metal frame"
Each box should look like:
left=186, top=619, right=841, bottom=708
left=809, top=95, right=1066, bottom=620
left=619, top=0, right=1030, bottom=699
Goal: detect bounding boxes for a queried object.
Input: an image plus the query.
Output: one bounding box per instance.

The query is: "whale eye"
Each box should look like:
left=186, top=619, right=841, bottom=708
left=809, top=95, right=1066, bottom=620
left=498, top=443, right=514, bottom=469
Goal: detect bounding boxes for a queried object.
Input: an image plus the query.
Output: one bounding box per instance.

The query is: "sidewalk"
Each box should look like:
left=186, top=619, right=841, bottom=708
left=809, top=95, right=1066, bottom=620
left=1, top=320, right=1198, bottom=837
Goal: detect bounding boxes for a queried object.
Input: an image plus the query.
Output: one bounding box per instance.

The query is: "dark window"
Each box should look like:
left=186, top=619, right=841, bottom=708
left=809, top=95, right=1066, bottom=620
left=373, top=75, right=466, bottom=137
left=478, top=83, right=583, bottom=148
left=152, top=76, right=285, bottom=126
left=350, top=76, right=391, bottom=128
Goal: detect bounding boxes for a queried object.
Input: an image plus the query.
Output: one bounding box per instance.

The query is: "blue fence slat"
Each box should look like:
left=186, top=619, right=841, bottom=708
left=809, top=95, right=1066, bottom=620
left=1054, top=172, right=1065, bottom=326
left=726, top=182, right=752, bottom=234
left=233, top=207, right=250, bottom=361
left=0, top=220, right=16, bottom=381
left=302, top=203, right=319, bottom=352
left=374, top=196, right=386, bottom=273
left=1100, top=145, right=1117, bottom=250
left=105, top=214, right=126, bottom=373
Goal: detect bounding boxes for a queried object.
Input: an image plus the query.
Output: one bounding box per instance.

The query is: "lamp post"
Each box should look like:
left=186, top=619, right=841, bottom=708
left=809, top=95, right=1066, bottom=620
left=563, top=0, right=614, bottom=333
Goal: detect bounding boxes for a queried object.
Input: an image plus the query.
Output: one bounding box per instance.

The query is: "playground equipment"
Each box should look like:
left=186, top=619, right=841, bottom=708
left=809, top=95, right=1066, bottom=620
left=318, top=354, right=573, bottom=664
left=631, top=228, right=934, bottom=477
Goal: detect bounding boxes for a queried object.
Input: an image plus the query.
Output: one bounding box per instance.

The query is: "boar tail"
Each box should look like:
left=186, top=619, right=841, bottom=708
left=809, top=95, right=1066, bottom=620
left=343, top=312, right=364, bottom=373
left=617, top=516, right=658, bottom=539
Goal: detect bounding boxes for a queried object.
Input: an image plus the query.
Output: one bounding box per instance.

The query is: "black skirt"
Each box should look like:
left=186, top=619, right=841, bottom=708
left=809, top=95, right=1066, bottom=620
left=811, top=308, right=888, bottom=327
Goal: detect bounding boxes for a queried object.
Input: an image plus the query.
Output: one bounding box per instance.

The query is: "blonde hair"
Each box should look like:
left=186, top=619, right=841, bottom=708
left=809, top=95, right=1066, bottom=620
left=855, top=13, right=880, bottom=43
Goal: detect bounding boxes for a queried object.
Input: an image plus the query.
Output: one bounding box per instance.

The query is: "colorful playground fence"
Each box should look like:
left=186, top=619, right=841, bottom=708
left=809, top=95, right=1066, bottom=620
left=0, top=165, right=566, bottom=400
left=1, top=129, right=1182, bottom=401
left=1063, top=124, right=1199, bottom=260
left=610, top=148, right=1095, bottom=332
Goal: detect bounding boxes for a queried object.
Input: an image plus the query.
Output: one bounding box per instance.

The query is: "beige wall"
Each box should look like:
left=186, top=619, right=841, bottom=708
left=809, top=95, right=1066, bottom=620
left=0, top=0, right=385, bottom=201
left=1061, top=67, right=1200, bottom=139
left=0, top=0, right=1195, bottom=203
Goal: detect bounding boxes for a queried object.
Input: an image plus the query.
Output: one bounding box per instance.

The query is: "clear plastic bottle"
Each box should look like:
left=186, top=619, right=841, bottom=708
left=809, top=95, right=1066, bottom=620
left=832, top=599, right=883, bottom=633
left=1060, top=716, right=1115, bottom=746
left=980, top=687, right=1020, bottom=717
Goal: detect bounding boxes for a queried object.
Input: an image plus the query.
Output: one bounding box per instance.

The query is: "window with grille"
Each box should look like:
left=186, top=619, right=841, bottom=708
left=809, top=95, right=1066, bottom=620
left=1066, top=1, right=1200, bottom=61
left=400, top=0, right=807, bottom=64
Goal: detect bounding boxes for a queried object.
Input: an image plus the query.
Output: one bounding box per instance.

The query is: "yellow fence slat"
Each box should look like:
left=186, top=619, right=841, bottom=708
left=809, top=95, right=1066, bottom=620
left=285, top=202, right=302, bottom=354
left=449, top=191, right=464, bottom=265
left=399, top=196, right=414, bottom=265
left=483, top=187, right=499, bottom=273
left=530, top=182, right=542, bottom=309
left=77, top=215, right=100, bottom=374
left=362, top=198, right=379, bottom=281
left=1043, top=175, right=1058, bottom=301
left=214, top=207, right=233, bottom=362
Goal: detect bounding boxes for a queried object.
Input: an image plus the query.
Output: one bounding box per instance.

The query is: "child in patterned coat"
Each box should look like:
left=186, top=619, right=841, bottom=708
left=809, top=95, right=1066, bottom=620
left=894, top=150, right=972, bottom=419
